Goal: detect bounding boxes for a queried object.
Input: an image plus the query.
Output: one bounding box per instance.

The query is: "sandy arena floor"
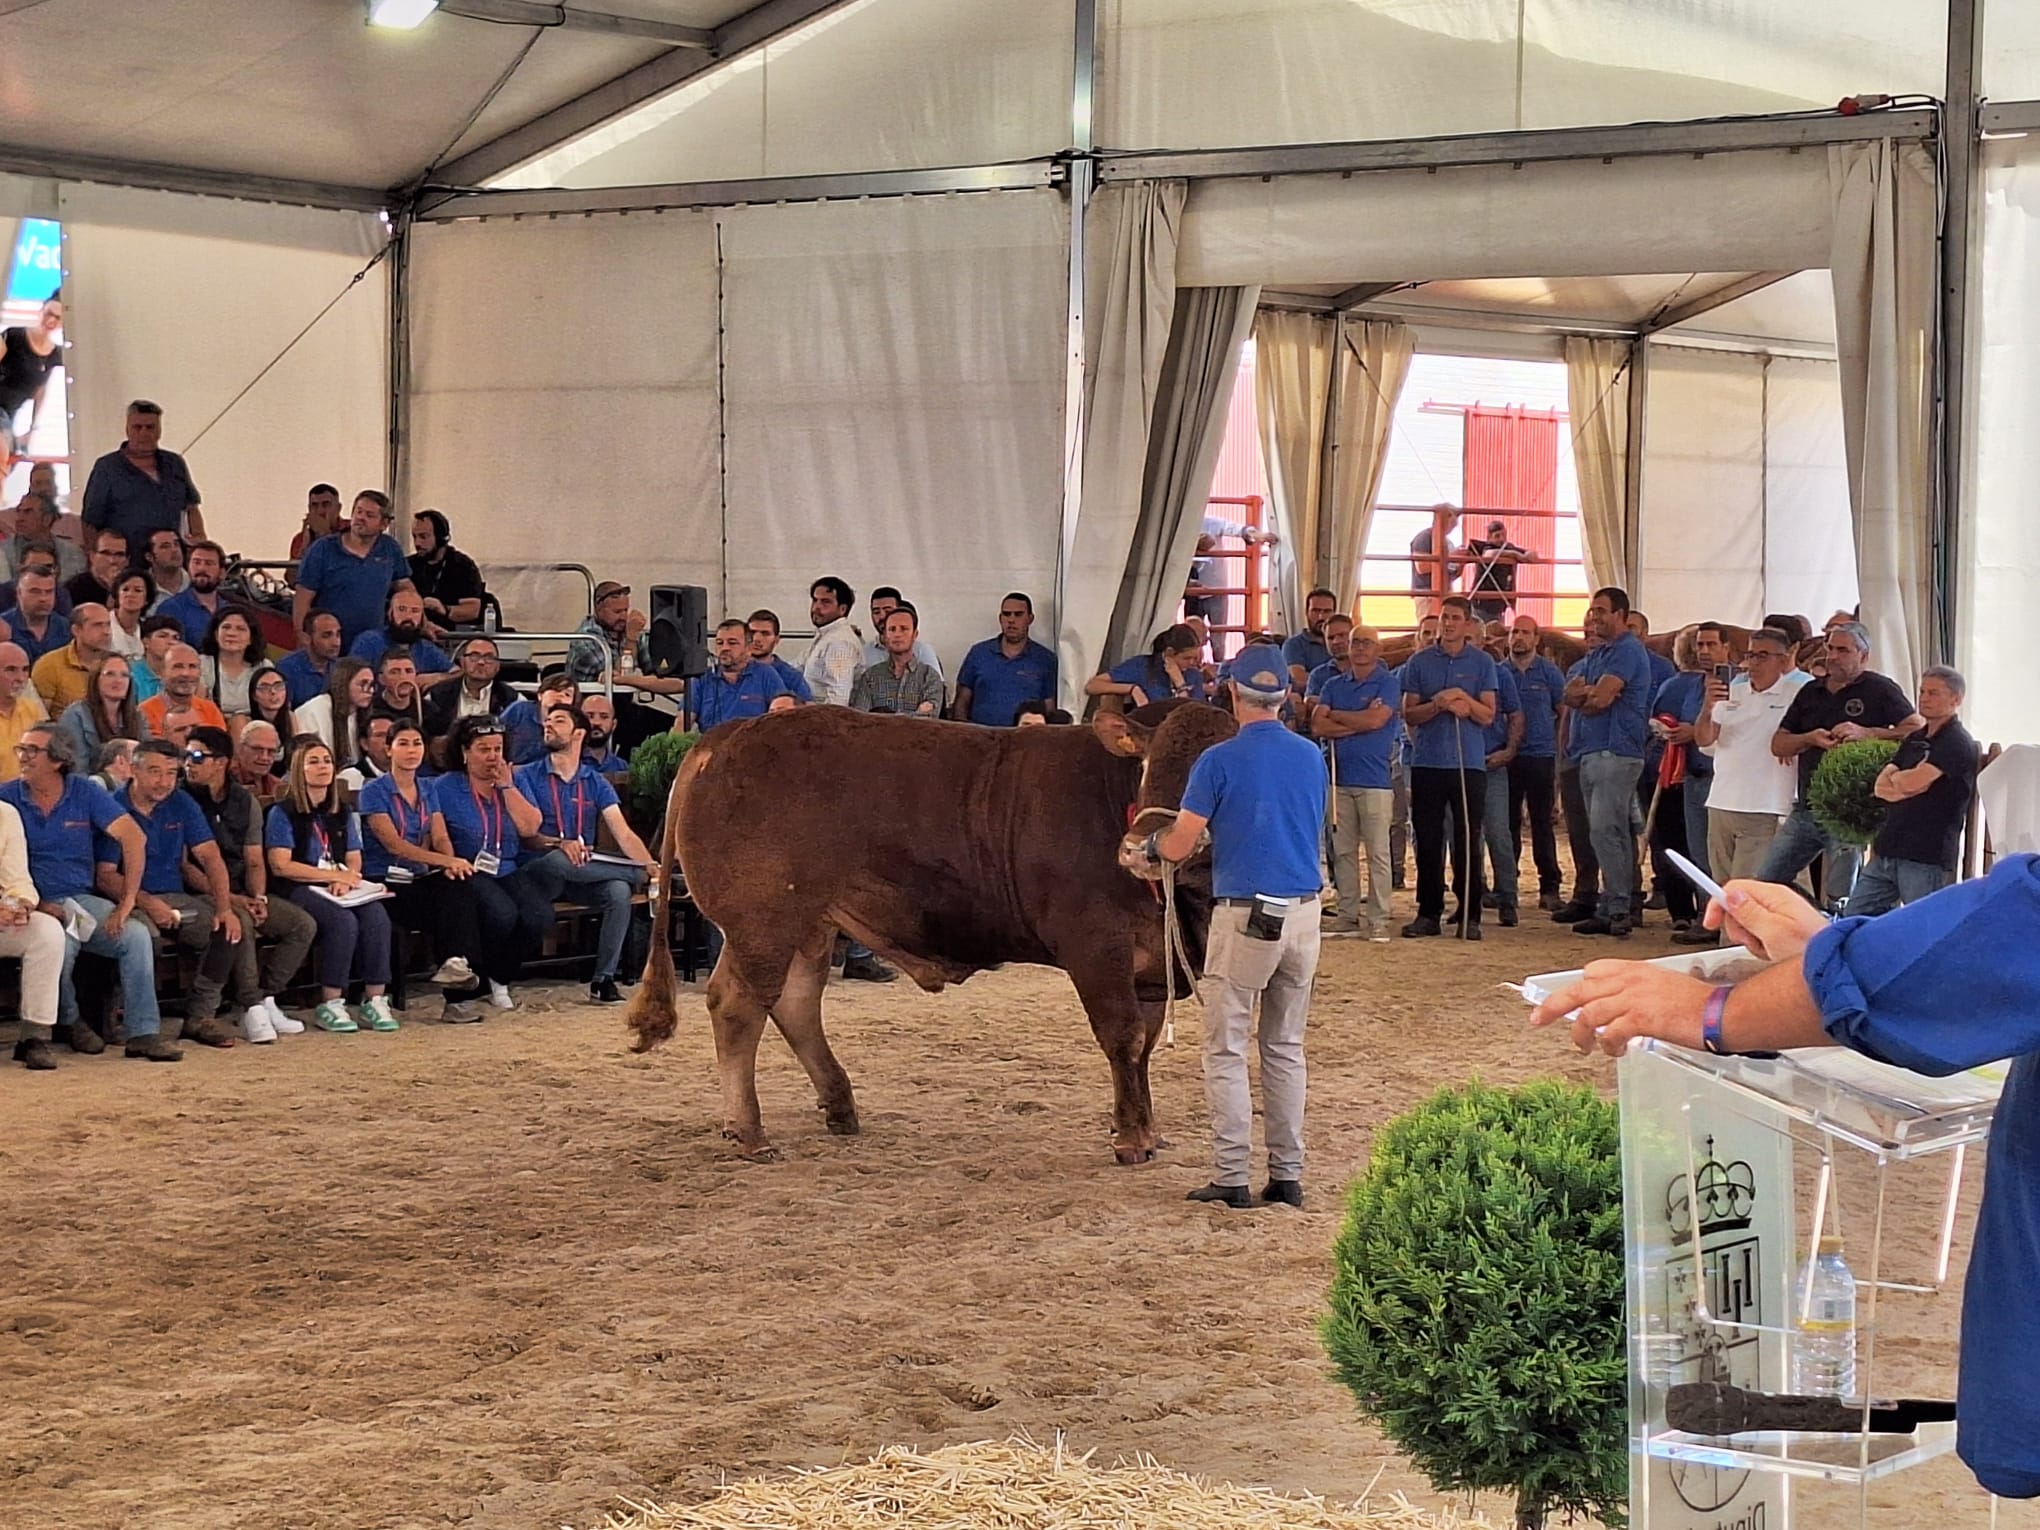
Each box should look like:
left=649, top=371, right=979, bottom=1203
left=1, top=901, right=2032, bottom=1530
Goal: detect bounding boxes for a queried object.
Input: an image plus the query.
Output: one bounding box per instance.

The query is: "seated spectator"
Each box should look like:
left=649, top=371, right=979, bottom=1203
left=243, top=664, right=294, bottom=748
left=436, top=714, right=555, bottom=1011
left=181, top=725, right=315, bottom=1040
left=571, top=580, right=685, bottom=752
left=503, top=666, right=575, bottom=766
left=57, top=653, right=151, bottom=766
left=24, top=464, right=85, bottom=550
left=157, top=539, right=228, bottom=645
left=369, top=644, right=425, bottom=727
left=0, top=541, right=76, bottom=619
left=0, top=722, right=175, bottom=1059
left=106, top=567, right=153, bottom=664
left=694, top=619, right=787, bottom=730
left=953, top=593, right=1057, bottom=726
left=292, top=656, right=374, bottom=769
left=746, top=608, right=813, bottom=702
left=580, top=692, right=628, bottom=780
left=68, top=529, right=127, bottom=612
left=1853, top=665, right=1980, bottom=916
left=287, top=483, right=343, bottom=569
left=0, top=493, right=84, bottom=584
left=349, top=586, right=452, bottom=679
left=1013, top=701, right=1074, bottom=726
left=196, top=605, right=263, bottom=720
left=233, top=721, right=284, bottom=802
left=0, top=640, right=47, bottom=783
left=1087, top=623, right=1206, bottom=710
left=357, top=719, right=491, bottom=1022
left=32, top=601, right=108, bottom=717
left=91, top=737, right=138, bottom=795
left=93, top=739, right=244, bottom=1048
left=277, top=608, right=343, bottom=709
left=851, top=603, right=944, bottom=717
left=3, top=565, right=70, bottom=665
left=133, top=614, right=179, bottom=704
left=144, top=528, right=188, bottom=603
left=861, top=587, right=945, bottom=678
left=157, top=705, right=205, bottom=753
left=517, top=702, right=658, bottom=1005
left=421, top=635, right=516, bottom=747
left=0, top=791, right=68, bottom=1071
left=140, top=643, right=227, bottom=740
left=292, top=489, right=412, bottom=648
left=407, top=509, right=484, bottom=630
left=263, top=739, right=396, bottom=1034
left=81, top=399, right=206, bottom=549
left=341, top=714, right=395, bottom=794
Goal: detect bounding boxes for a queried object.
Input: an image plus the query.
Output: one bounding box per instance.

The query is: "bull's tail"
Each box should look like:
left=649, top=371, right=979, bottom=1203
left=624, top=746, right=708, bottom=1053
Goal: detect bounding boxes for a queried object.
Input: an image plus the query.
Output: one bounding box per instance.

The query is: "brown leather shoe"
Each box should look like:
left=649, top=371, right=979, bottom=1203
left=124, top=1033, right=183, bottom=1062
left=65, top=1022, right=106, bottom=1055
left=13, top=1037, right=56, bottom=1070
left=183, top=1016, right=237, bottom=1048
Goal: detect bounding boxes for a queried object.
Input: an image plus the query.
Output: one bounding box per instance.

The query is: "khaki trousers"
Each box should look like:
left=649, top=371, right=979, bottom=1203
left=1199, top=897, right=1320, bottom=1187
left=1708, top=808, right=1783, bottom=883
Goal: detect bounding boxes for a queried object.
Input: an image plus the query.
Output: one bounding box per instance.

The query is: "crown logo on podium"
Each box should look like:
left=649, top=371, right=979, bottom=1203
left=1665, top=1136, right=1757, bottom=1246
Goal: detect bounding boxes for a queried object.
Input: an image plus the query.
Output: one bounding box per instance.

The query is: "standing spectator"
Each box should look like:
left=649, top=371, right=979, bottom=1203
left=32, top=601, right=109, bottom=717
left=1564, top=588, right=1652, bottom=938
left=3, top=566, right=69, bottom=665
left=435, top=715, right=554, bottom=1012
left=292, top=490, right=411, bottom=648
left=141, top=528, right=188, bottom=603
left=56, top=653, right=147, bottom=766
left=803, top=576, right=864, bottom=706
left=197, top=606, right=263, bottom=719
left=1183, top=535, right=1223, bottom=626
left=82, top=400, right=205, bottom=547
left=1408, top=507, right=1461, bottom=600
left=1310, top=622, right=1401, bottom=941
left=1659, top=621, right=1730, bottom=883
left=277, top=608, right=343, bottom=709
left=1283, top=588, right=1338, bottom=691
left=1464, top=520, right=1533, bottom=624
left=746, top=609, right=813, bottom=702
left=952, top=592, right=1057, bottom=726
left=1851, top=666, right=1978, bottom=916
left=1695, top=627, right=1806, bottom=881
left=694, top=620, right=787, bottom=730
left=851, top=604, right=945, bottom=717
left=68, top=529, right=126, bottom=610
left=140, top=643, right=226, bottom=739
left=421, top=636, right=516, bottom=744
left=503, top=667, right=576, bottom=766
left=0, top=293, right=64, bottom=466
left=105, top=567, right=152, bottom=663
left=407, top=509, right=484, bottom=629
left=860, top=586, right=945, bottom=676
left=0, top=493, right=84, bottom=584
left=0, top=642, right=46, bottom=783
left=349, top=586, right=453, bottom=679
left=1503, top=618, right=1566, bottom=912
left=1399, top=596, right=1500, bottom=941
left=288, top=483, right=343, bottom=569
left=1475, top=657, right=1524, bottom=926
left=291, top=657, right=375, bottom=768
left=1628, top=608, right=1680, bottom=916
left=0, top=792, right=68, bottom=1071
left=1758, top=621, right=1921, bottom=908
left=0, top=722, right=173, bottom=1059
left=157, top=539, right=228, bottom=645
left=263, top=739, right=396, bottom=1033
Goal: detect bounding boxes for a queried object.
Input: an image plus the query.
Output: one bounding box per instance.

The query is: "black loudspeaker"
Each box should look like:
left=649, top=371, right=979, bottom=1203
left=647, top=584, right=710, bottom=678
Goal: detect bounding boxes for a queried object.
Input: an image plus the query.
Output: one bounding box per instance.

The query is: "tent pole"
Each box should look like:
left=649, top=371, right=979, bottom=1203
left=387, top=212, right=412, bottom=511
left=1621, top=340, right=1648, bottom=601
left=1938, top=0, right=1983, bottom=671
left=1054, top=0, right=1099, bottom=705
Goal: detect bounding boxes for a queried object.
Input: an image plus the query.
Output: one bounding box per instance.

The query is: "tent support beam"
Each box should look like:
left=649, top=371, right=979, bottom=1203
left=1330, top=281, right=1403, bottom=311
left=1937, top=0, right=1982, bottom=669
left=441, top=1, right=714, bottom=48
left=413, top=161, right=1057, bottom=218
left=1980, top=99, right=2040, bottom=134
left=1638, top=271, right=1796, bottom=334
left=1054, top=0, right=1099, bottom=697
left=0, top=144, right=386, bottom=212
left=1098, top=107, right=1939, bottom=184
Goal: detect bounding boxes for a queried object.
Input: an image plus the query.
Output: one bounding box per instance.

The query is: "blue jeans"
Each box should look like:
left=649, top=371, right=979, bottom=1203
left=1756, top=804, right=1860, bottom=905
left=1481, top=766, right=1518, bottom=908
left=1846, top=856, right=1952, bottom=917
left=1683, top=773, right=1713, bottom=878
left=1579, top=751, right=1644, bottom=921
left=58, top=892, right=163, bottom=1037
left=525, top=849, right=645, bottom=982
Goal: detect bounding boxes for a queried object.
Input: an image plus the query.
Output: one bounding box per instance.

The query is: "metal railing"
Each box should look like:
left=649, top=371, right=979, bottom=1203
left=1193, top=494, right=1271, bottom=658
left=1363, top=502, right=1587, bottom=637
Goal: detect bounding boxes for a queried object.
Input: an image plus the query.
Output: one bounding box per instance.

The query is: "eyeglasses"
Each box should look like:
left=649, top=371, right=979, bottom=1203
left=185, top=750, right=217, bottom=764
left=12, top=744, right=45, bottom=758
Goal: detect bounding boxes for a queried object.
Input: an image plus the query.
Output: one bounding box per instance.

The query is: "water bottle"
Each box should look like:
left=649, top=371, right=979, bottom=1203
left=1789, top=1235, right=1858, bottom=1400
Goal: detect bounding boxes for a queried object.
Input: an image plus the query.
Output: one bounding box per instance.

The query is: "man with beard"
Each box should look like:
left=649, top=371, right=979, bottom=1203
left=580, top=692, right=628, bottom=783
left=278, top=608, right=344, bottom=709
left=407, top=509, right=485, bottom=629
left=1283, top=587, right=1339, bottom=692
left=292, top=490, right=412, bottom=648
left=746, top=608, right=812, bottom=701
left=157, top=539, right=228, bottom=645
left=421, top=635, right=516, bottom=752
left=350, top=586, right=452, bottom=679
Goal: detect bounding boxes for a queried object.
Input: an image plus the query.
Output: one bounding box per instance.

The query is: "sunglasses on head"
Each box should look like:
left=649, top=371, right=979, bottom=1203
left=185, top=749, right=217, bottom=764
left=469, top=722, right=505, bottom=738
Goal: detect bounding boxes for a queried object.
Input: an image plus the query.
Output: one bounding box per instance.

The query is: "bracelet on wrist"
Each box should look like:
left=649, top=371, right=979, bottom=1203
left=1701, top=985, right=1733, bottom=1055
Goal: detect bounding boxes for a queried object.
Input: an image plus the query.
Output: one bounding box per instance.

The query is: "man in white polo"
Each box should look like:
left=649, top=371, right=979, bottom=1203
left=1694, top=626, right=1806, bottom=883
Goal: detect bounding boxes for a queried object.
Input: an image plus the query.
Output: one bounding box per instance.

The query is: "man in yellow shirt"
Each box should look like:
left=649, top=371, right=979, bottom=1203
left=31, top=601, right=110, bottom=717
left=0, top=641, right=48, bottom=783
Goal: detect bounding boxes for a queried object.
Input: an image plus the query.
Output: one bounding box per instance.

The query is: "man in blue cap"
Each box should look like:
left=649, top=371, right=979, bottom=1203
left=1132, top=643, right=1327, bottom=1211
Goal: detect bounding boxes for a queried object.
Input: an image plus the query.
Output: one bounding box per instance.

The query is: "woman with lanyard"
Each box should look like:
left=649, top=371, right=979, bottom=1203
left=263, top=738, right=396, bottom=1034
left=435, top=714, right=553, bottom=1012
left=198, top=605, right=263, bottom=729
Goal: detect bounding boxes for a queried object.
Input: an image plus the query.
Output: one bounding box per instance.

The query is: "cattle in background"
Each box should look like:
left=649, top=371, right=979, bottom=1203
left=625, top=701, right=1237, bottom=1164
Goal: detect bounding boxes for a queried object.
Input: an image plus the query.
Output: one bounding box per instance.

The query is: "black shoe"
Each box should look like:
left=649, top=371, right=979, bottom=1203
left=124, top=1033, right=183, bottom=1062
left=1400, top=917, right=1441, bottom=939
left=1672, top=927, right=1722, bottom=946
left=13, top=1037, right=55, bottom=1071
left=1550, top=900, right=1592, bottom=923
left=1186, top=1182, right=1253, bottom=1209
left=1573, top=916, right=1633, bottom=938
left=1460, top=922, right=1483, bottom=942
left=841, top=954, right=898, bottom=983
left=1260, top=1179, right=1304, bottom=1208
left=590, top=978, right=624, bottom=1005
left=1538, top=892, right=1564, bottom=912
left=1391, top=874, right=1406, bottom=891
left=1645, top=889, right=1668, bottom=911
left=1481, top=891, right=1500, bottom=909
left=1498, top=905, right=1519, bottom=928
left=66, top=1022, right=105, bottom=1055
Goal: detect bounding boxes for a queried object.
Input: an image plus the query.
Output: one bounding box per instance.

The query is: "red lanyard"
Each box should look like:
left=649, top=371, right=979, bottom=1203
left=548, top=772, right=585, bottom=844
left=309, top=820, right=331, bottom=865
left=469, top=784, right=503, bottom=857
left=390, top=783, right=424, bottom=845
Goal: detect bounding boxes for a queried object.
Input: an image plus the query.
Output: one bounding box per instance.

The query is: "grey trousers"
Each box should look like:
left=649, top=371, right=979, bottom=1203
left=1481, top=765, right=1518, bottom=908
left=1327, top=786, right=1393, bottom=934
left=1200, top=897, right=1320, bottom=1187
left=1579, top=750, right=1645, bottom=921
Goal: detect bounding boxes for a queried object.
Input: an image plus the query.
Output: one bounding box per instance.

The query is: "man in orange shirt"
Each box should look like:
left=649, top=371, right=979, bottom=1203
left=139, top=643, right=226, bottom=738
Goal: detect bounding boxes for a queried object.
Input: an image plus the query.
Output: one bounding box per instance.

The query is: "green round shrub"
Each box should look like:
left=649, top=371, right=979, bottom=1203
left=1808, top=739, right=1900, bottom=849
left=1323, top=1080, right=1626, bottom=1530
left=627, top=729, right=699, bottom=838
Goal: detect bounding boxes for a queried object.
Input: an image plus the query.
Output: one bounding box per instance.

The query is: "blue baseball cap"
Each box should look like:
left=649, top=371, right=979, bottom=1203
left=1229, top=646, right=1289, bottom=698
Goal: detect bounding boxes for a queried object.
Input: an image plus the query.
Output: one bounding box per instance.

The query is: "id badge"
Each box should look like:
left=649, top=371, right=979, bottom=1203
left=472, top=852, right=501, bottom=876
left=317, top=856, right=340, bottom=872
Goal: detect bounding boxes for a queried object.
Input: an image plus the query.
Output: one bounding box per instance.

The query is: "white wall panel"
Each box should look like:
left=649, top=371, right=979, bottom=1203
left=1762, top=356, right=1858, bottom=630
left=1638, top=346, right=1766, bottom=628
left=717, top=191, right=1068, bottom=678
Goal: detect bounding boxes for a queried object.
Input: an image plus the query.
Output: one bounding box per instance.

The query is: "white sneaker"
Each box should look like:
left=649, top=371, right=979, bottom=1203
left=264, top=997, right=304, bottom=1035
left=240, top=1004, right=278, bottom=1044
left=431, top=956, right=475, bottom=986
left=487, top=981, right=516, bottom=1011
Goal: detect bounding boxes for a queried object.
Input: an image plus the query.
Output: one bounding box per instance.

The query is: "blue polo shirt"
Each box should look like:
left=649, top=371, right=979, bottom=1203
left=956, top=637, right=1057, bottom=726
left=763, top=654, right=812, bottom=703
left=155, top=588, right=225, bottom=647
left=1482, top=661, right=1522, bottom=756
left=263, top=803, right=361, bottom=863
left=350, top=628, right=453, bottom=675
left=2, top=607, right=70, bottom=666
left=1281, top=630, right=1330, bottom=678
left=1310, top=659, right=1401, bottom=789
left=1569, top=631, right=1653, bottom=760
left=295, top=533, right=411, bottom=647
left=357, top=774, right=438, bottom=880
left=436, top=774, right=522, bottom=875
left=1180, top=718, right=1328, bottom=900
left=0, top=773, right=125, bottom=901
left=275, top=649, right=333, bottom=710
left=693, top=660, right=785, bottom=731
left=501, top=699, right=545, bottom=765
left=1108, top=655, right=1208, bottom=702
left=1508, top=655, right=1566, bottom=759
left=514, top=757, right=619, bottom=846
left=98, top=783, right=216, bottom=895
left=1653, top=671, right=1714, bottom=778
left=1399, top=642, right=1502, bottom=772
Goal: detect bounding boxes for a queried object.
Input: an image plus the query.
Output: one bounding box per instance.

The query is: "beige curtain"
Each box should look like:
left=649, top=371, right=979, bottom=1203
left=1828, top=139, right=1937, bottom=685
left=1564, top=335, right=1634, bottom=594
left=1060, top=179, right=1187, bottom=697
left=1327, top=318, right=1416, bottom=610
left=1252, top=309, right=1334, bottom=631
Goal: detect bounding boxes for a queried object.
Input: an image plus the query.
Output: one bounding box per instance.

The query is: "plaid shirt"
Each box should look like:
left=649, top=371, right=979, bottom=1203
left=849, top=657, right=945, bottom=718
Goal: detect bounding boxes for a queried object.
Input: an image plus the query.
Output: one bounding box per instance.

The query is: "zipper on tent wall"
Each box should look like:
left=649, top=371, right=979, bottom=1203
left=715, top=214, right=729, bottom=618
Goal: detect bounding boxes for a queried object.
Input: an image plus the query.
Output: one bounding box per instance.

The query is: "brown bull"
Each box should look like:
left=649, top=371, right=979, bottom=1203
left=624, top=702, right=1237, bottom=1164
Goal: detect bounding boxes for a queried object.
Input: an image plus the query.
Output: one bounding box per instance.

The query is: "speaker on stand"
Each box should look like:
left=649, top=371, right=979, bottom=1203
left=645, top=585, right=710, bottom=680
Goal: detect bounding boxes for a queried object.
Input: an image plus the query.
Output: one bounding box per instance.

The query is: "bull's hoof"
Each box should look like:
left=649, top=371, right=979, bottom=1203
left=825, top=1114, right=862, bottom=1136
left=721, top=1126, right=780, bottom=1162
left=1113, top=1144, right=1156, bottom=1166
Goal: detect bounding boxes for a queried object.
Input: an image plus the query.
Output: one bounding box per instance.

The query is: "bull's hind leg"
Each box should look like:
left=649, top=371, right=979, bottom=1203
left=767, top=938, right=860, bottom=1136
left=705, top=962, right=777, bottom=1160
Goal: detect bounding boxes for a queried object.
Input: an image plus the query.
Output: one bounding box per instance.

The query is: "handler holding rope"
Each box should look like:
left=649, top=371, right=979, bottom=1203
left=1130, top=648, right=1327, bottom=1210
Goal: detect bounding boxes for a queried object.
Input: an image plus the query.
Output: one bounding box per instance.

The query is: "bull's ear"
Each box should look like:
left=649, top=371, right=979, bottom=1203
left=1092, top=711, right=1149, bottom=758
